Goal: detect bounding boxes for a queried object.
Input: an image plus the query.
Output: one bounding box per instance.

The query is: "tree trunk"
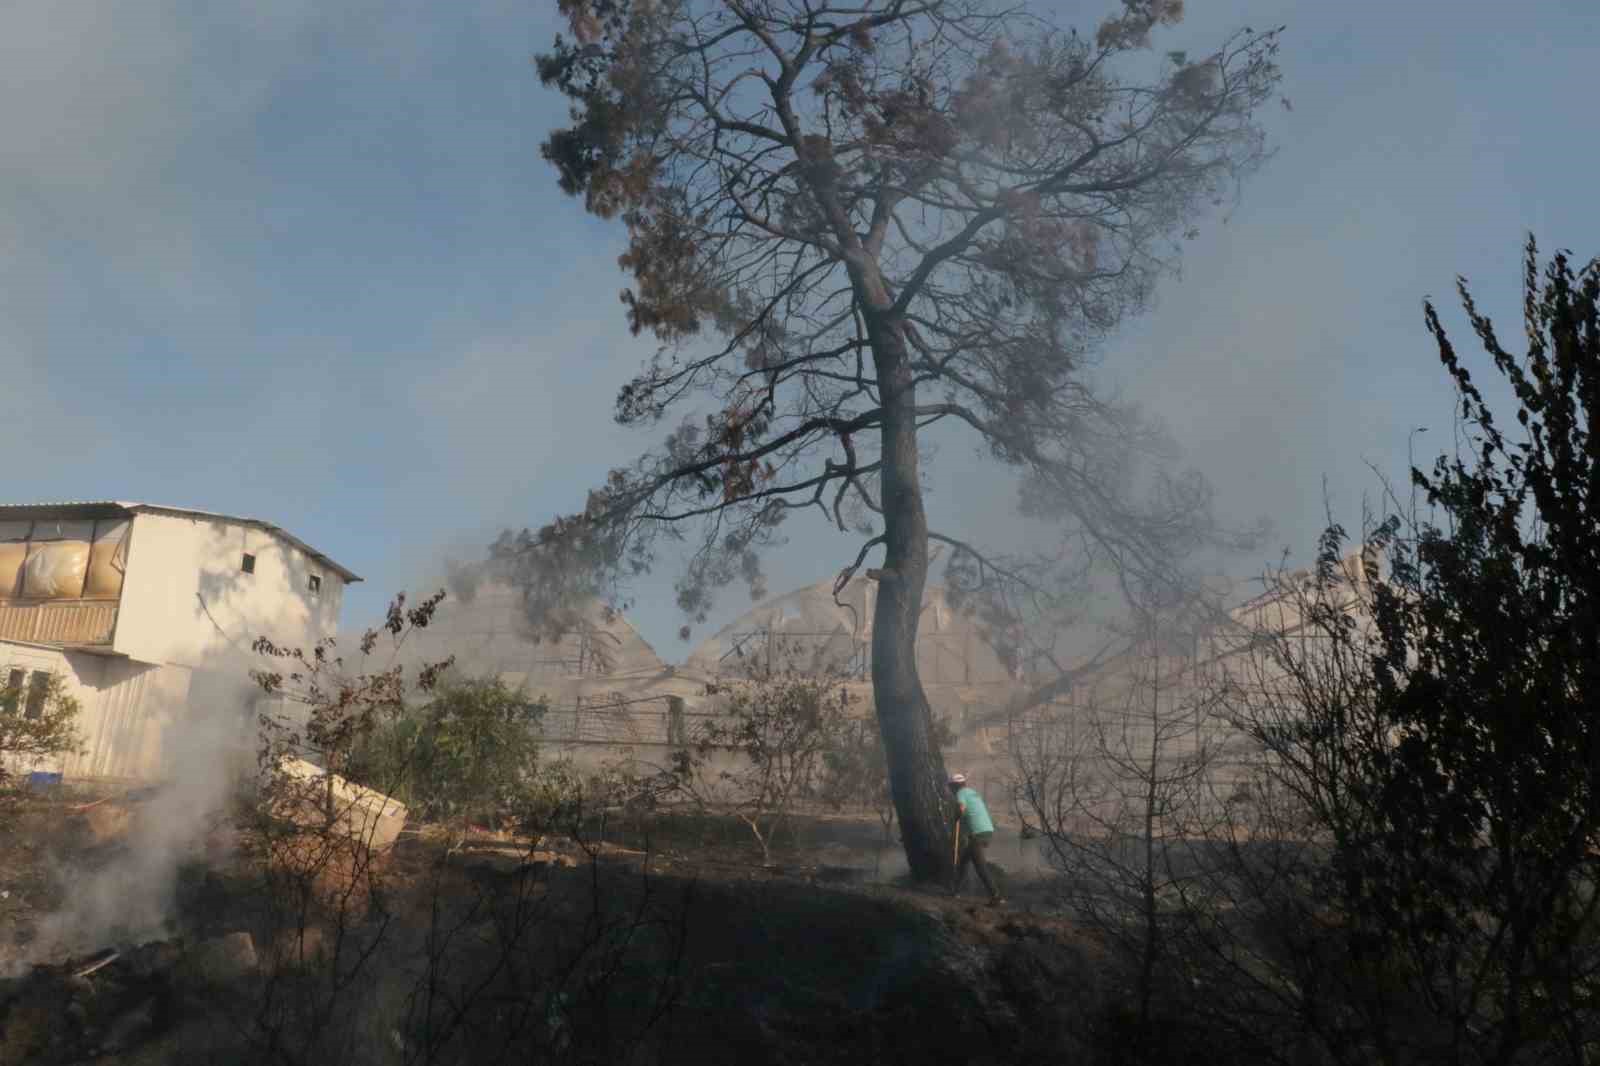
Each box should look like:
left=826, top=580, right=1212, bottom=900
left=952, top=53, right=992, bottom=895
left=1138, top=642, right=1162, bottom=1033
left=865, top=307, right=954, bottom=882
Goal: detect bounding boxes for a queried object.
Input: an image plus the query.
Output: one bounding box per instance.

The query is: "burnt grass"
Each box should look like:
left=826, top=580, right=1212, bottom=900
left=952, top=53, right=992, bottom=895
left=0, top=798, right=1231, bottom=1065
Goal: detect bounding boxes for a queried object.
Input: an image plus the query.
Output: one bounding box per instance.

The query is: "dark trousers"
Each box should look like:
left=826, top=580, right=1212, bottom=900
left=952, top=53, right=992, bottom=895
left=954, top=829, right=999, bottom=898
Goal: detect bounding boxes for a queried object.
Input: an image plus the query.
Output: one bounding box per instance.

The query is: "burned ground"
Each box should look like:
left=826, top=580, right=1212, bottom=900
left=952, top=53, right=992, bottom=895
left=0, top=789, right=1177, bottom=1065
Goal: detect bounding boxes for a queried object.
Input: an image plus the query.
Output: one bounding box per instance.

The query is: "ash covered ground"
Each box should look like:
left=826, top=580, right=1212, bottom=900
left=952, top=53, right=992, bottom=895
left=0, top=788, right=1116, bottom=1066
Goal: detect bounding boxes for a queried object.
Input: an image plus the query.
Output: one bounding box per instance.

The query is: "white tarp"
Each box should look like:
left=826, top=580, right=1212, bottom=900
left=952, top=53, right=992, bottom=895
left=85, top=521, right=129, bottom=597
left=21, top=541, right=89, bottom=599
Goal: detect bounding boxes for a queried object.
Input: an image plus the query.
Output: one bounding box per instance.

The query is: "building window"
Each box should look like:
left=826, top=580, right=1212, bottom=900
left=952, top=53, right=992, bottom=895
left=307, top=574, right=322, bottom=596
left=1, top=517, right=129, bottom=603
left=24, top=671, right=50, bottom=720
left=241, top=553, right=256, bottom=574
left=3, top=668, right=23, bottom=712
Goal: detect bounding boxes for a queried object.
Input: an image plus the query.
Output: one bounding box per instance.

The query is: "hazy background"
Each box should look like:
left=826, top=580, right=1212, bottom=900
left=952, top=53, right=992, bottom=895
left=2, top=0, right=1595, bottom=657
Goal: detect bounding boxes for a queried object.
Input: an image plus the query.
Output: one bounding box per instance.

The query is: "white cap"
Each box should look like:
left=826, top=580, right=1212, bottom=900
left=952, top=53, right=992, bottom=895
left=948, top=773, right=967, bottom=785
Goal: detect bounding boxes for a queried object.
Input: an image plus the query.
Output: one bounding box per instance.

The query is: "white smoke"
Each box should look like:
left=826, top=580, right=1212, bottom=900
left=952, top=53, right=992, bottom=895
left=20, top=659, right=258, bottom=968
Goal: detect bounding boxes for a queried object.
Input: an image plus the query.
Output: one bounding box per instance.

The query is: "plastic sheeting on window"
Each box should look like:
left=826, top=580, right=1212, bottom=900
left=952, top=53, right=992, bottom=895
left=0, top=542, right=24, bottom=598
left=84, top=521, right=129, bottom=598
left=21, top=541, right=89, bottom=599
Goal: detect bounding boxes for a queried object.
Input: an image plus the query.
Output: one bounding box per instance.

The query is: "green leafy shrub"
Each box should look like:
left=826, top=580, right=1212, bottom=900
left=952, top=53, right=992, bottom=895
left=0, top=671, right=85, bottom=786
left=347, top=675, right=548, bottom=829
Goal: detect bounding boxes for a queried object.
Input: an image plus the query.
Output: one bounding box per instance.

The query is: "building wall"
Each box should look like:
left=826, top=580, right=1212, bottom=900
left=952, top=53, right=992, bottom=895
left=114, top=512, right=344, bottom=668
left=0, top=643, right=193, bottom=781
left=67, top=656, right=194, bottom=780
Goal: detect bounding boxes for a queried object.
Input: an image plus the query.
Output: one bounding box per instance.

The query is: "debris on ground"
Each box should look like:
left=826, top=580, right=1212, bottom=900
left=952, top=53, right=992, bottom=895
left=0, top=932, right=262, bottom=1065
left=453, top=837, right=577, bottom=870
left=1, top=793, right=1079, bottom=1065
left=76, top=801, right=136, bottom=846
left=269, top=758, right=409, bottom=854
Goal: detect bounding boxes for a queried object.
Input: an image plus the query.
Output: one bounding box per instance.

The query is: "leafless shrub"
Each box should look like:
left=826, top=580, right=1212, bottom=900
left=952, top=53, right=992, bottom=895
left=611, top=654, right=858, bottom=864
left=1013, top=596, right=1230, bottom=1041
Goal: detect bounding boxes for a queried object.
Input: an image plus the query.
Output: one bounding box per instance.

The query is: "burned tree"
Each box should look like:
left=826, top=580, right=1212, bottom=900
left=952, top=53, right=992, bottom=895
left=516, top=0, right=1282, bottom=879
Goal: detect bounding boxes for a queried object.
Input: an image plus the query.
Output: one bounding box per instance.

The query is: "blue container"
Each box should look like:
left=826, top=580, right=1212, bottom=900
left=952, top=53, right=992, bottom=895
left=27, top=771, right=62, bottom=792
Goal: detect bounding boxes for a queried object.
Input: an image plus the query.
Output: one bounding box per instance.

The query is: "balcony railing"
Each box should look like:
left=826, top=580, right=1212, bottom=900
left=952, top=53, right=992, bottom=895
left=0, top=600, right=118, bottom=646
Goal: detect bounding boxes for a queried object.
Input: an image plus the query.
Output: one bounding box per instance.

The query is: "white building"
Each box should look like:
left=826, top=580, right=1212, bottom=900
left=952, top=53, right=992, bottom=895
left=0, top=502, right=358, bottom=783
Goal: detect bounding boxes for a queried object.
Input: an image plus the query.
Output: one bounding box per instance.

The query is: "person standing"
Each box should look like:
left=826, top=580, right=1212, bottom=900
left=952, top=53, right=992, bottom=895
left=948, top=773, right=1003, bottom=904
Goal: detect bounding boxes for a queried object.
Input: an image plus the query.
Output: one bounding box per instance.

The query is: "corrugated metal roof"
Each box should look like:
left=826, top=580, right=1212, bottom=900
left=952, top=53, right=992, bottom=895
left=0, top=500, right=135, bottom=511
left=0, top=501, right=361, bottom=583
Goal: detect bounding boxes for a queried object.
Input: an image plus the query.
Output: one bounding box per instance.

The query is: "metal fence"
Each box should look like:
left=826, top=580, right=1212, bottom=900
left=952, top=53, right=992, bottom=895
left=536, top=694, right=722, bottom=747
left=533, top=692, right=887, bottom=750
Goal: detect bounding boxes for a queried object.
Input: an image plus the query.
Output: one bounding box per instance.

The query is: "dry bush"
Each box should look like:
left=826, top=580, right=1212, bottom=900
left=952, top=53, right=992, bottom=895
left=239, top=789, right=686, bottom=1066
left=235, top=592, right=687, bottom=1064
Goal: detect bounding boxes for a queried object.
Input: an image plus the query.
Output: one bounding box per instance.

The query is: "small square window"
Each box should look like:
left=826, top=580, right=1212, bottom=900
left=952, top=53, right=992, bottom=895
left=307, top=574, right=322, bottom=595
left=241, top=553, right=256, bottom=574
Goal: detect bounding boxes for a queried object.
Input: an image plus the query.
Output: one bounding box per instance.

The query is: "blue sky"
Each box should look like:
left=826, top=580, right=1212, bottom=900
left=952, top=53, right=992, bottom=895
left=2, top=0, right=1595, bottom=657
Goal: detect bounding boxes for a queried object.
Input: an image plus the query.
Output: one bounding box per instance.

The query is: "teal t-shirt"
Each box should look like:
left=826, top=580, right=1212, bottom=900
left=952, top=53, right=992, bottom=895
left=956, top=787, right=994, bottom=835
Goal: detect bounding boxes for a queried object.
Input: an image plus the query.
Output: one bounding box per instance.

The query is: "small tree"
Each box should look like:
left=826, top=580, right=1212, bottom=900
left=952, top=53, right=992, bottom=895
left=679, top=667, right=856, bottom=863
left=0, top=672, right=84, bottom=785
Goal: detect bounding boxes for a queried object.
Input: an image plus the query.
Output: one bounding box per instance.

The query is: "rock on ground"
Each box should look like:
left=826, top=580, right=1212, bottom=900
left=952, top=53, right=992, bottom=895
left=183, top=932, right=257, bottom=985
